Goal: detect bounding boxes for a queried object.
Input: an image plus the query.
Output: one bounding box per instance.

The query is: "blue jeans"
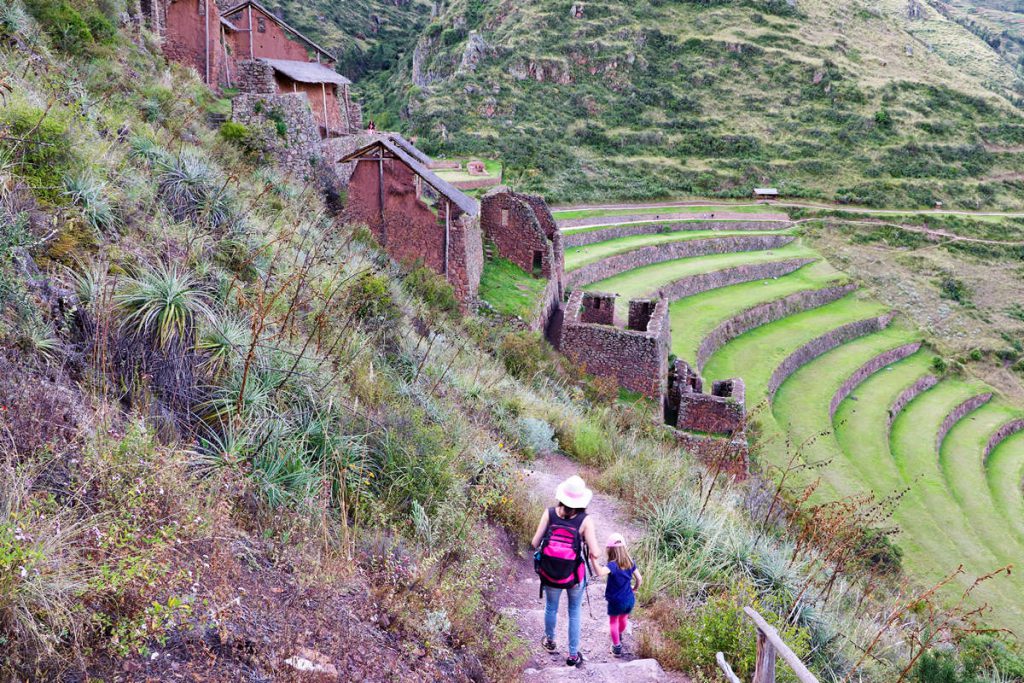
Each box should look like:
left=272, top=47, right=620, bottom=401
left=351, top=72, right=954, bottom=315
left=544, top=583, right=585, bottom=656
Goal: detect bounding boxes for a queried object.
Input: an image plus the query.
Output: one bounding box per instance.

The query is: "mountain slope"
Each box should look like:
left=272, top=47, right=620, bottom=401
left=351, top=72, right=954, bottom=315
left=319, top=0, right=1024, bottom=208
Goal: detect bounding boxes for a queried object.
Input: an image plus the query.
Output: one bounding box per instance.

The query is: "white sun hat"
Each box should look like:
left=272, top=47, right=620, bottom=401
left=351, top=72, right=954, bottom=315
left=555, top=475, right=593, bottom=509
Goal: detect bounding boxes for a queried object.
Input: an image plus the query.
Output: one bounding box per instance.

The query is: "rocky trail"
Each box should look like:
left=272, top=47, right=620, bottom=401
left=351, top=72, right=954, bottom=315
left=503, top=453, right=690, bottom=683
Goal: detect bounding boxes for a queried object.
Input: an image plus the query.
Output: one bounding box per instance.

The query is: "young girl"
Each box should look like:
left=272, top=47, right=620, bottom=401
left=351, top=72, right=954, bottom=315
left=597, top=533, right=642, bottom=657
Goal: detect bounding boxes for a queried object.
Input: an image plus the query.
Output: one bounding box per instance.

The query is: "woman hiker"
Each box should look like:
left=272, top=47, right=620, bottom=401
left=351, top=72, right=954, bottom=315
left=530, top=475, right=601, bottom=668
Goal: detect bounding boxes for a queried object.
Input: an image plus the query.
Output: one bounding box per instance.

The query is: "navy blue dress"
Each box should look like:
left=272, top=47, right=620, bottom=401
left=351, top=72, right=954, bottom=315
left=605, top=561, right=636, bottom=616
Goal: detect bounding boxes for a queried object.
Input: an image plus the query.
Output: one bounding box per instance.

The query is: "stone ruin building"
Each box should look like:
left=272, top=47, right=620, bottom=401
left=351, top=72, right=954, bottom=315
left=340, top=138, right=483, bottom=307
left=140, top=0, right=362, bottom=175
left=666, top=360, right=746, bottom=437
left=558, top=291, right=671, bottom=401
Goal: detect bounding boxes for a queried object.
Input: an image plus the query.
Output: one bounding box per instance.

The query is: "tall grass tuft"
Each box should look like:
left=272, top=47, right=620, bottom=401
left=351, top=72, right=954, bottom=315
left=116, top=263, right=212, bottom=348
left=197, top=314, right=250, bottom=375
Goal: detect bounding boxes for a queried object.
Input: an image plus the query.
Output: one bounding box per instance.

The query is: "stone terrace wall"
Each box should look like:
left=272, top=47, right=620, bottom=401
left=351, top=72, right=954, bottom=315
left=528, top=275, right=563, bottom=333
left=676, top=379, right=746, bottom=437
left=562, top=220, right=791, bottom=248
left=696, top=283, right=857, bottom=371
left=448, top=213, right=483, bottom=306
left=767, top=312, right=896, bottom=399
left=672, top=432, right=750, bottom=478
left=888, top=375, right=939, bottom=430
left=984, top=419, right=1024, bottom=462
left=559, top=290, right=670, bottom=399
left=936, top=393, right=993, bottom=453
left=566, top=234, right=795, bottom=289
left=232, top=93, right=326, bottom=179
left=662, top=258, right=814, bottom=306
left=559, top=212, right=788, bottom=229
left=828, top=342, right=922, bottom=419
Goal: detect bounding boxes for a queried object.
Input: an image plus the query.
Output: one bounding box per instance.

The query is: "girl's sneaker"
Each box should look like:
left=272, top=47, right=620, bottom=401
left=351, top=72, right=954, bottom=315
left=611, top=643, right=623, bottom=658
left=566, top=652, right=584, bottom=668
left=542, top=637, right=556, bottom=652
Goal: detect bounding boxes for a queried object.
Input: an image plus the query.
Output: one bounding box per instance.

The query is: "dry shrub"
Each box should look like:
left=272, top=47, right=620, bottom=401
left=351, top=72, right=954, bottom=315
left=0, top=352, right=87, bottom=457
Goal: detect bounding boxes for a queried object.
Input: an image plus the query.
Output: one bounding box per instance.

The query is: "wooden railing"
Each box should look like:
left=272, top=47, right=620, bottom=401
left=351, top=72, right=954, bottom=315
left=716, top=607, right=819, bottom=683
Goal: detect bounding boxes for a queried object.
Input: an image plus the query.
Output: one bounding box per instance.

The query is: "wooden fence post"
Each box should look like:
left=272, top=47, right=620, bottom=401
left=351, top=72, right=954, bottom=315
left=753, top=627, right=777, bottom=683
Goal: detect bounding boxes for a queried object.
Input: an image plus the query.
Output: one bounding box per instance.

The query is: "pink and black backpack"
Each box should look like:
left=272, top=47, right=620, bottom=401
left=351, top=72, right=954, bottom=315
left=535, top=507, right=588, bottom=596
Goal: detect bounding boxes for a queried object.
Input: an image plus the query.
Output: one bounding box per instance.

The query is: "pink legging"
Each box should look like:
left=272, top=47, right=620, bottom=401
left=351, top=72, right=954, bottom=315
left=608, top=614, right=629, bottom=645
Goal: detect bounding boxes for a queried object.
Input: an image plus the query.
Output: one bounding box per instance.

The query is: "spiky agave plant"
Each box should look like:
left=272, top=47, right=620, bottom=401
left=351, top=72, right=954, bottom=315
left=116, top=263, right=212, bottom=349
left=18, top=317, right=61, bottom=362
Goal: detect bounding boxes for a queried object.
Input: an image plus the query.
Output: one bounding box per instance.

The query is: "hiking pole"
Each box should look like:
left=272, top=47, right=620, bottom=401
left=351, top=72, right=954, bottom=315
left=584, top=545, right=596, bottom=620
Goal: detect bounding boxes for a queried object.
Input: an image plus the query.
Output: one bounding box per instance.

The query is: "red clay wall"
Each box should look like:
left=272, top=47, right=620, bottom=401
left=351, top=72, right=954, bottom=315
left=224, top=5, right=317, bottom=63
left=164, top=0, right=224, bottom=84
left=345, top=157, right=480, bottom=306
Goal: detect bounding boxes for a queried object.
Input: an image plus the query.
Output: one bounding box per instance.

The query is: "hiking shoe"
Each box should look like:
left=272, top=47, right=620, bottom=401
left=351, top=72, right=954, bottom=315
left=542, top=637, right=556, bottom=652
left=611, top=643, right=623, bottom=658
left=566, top=652, right=584, bottom=667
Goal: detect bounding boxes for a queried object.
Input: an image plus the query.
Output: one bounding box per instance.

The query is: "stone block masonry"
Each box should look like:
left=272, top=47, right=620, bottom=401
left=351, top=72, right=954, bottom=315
left=828, top=342, right=922, bottom=419
left=984, top=419, right=1024, bottom=462
left=936, top=393, right=993, bottom=453
left=767, top=312, right=896, bottom=399
left=232, top=93, right=328, bottom=180
left=889, top=375, right=939, bottom=431
left=667, top=360, right=746, bottom=437
left=566, top=234, right=795, bottom=289
left=481, top=188, right=558, bottom=280
left=562, top=220, right=791, bottom=249
left=661, top=258, right=814, bottom=307
left=235, top=59, right=277, bottom=94
left=559, top=290, right=670, bottom=400
left=696, top=283, right=857, bottom=371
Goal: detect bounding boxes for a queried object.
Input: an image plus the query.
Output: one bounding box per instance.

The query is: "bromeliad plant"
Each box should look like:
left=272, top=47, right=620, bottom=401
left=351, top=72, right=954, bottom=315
left=116, top=263, right=212, bottom=349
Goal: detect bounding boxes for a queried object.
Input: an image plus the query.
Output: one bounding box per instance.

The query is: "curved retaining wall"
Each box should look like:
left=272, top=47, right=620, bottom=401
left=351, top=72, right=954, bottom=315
left=696, top=283, right=857, bottom=371
left=983, top=419, right=1024, bottom=463
left=888, top=375, right=939, bottom=431
left=562, top=220, right=791, bottom=248
left=566, top=234, right=796, bottom=289
left=559, top=212, right=788, bottom=229
left=767, top=312, right=895, bottom=399
left=661, top=258, right=814, bottom=306
left=936, top=393, right=993, bottom=453
left=828, top=342, right=922, bottom=420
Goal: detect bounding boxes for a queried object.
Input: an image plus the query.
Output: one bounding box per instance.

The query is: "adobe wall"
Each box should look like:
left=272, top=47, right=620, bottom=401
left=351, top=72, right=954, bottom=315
left=888, top=375, right=939, bottom=430
left=936, top=393, right=993, bottom=453
left=767, top=312, right=896, bottom=399
left=344, top=157, right=479, bottom=306
left=164, top=0, right=224, bottom=84
left=224, top=4, right=316, bottom=63
left=828, top=342, right=922, bottom=419
left=696, top=283, right=857, bottom=371
left=559, top=290, right=670, bottom=399
left=562, top=220, right=791, bottom=248
left=983, top=419, right=1024, bottom=462
left=565, top=234, right=795, bottom=289
left=481, top=189, right=555, bottom=280
left=662, top=258, right=814, bottom=307
left=231, top=92, right=326, bottom=178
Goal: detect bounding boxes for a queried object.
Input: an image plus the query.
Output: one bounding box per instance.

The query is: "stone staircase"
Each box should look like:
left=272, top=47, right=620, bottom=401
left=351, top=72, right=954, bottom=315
left=510, top=454, right=690, bottom=682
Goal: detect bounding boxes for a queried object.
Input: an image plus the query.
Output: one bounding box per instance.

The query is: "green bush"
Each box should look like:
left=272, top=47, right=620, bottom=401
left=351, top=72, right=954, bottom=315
left=403, top=264, right=459, bottom=315
left=497, top=330, right=547, bottom=379
left=218, top=121, right=266, bottom=160
left=347, top=273, right=400, bottom=327
left=0, top=104, right=77, bottom=202
left=22, top=0, right=93, bottom=53
left=558, top=415, right=615, bottom=467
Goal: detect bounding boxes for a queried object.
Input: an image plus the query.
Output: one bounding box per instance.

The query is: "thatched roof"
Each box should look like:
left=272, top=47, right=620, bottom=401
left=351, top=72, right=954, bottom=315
left=260, top=59, right=351, bottom=86
left=339, top=139, right=480, bottom=217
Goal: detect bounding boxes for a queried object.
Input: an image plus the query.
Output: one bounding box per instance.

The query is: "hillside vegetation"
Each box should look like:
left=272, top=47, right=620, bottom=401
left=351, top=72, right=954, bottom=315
left=321, top=0, right=1024, bottom=208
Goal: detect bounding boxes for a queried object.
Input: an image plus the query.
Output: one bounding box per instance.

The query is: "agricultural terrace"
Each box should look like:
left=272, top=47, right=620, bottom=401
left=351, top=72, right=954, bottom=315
left=555, top=204, right=1024, bottom=631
